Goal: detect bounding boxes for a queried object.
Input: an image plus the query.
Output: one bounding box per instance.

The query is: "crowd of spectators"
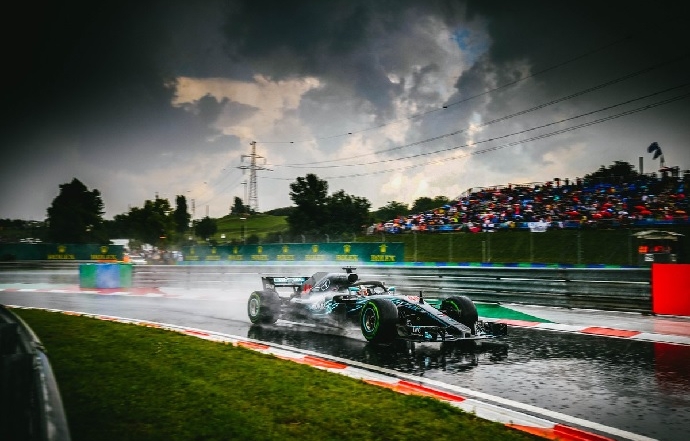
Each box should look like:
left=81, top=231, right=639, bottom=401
left=371, top=172, right=689, bottom=234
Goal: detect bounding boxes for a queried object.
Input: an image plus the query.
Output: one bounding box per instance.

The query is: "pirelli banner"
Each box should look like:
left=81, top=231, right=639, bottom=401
left=181, top=242, right=404, bottom=264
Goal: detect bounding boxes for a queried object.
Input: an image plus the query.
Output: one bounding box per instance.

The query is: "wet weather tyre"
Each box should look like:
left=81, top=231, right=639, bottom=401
left=440, top=296, right=478, bottom=334
left=360, top=298, right=398, bottom=344
left=247, top=290, right=280, bottom=324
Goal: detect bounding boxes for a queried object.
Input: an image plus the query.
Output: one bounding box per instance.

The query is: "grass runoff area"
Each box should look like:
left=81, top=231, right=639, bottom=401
left=14, top=308, right=543, bottom=441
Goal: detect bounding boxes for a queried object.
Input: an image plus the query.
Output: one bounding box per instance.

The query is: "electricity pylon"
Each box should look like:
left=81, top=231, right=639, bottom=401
left=237, top=141, right=271, bottom=212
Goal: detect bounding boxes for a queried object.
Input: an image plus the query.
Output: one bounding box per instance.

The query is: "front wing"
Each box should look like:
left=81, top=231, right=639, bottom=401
left=395, top=320, right=508, bottom=343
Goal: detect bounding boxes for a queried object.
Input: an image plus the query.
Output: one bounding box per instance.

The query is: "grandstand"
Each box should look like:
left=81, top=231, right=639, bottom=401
left=374, top=168, right=689, bottom=234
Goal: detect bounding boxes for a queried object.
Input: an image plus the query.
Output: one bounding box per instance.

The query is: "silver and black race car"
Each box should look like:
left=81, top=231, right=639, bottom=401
left=247, top=267, right=507, bottom=344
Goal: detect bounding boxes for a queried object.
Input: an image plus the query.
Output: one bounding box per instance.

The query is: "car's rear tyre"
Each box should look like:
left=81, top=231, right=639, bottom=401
left=440, top=296, right=478, bottom=334
left=247, top=290, right=280, bottom=324
left=360, top=298, right=398, bottom=343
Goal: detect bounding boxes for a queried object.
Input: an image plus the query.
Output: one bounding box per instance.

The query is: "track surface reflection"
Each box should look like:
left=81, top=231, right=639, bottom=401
left=245, top=320, right=690, bottom=441
left=1, top=285, right=689, bottom=441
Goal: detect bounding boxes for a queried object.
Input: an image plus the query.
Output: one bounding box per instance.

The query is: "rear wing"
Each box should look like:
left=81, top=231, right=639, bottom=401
left=261, top=276, right=309, bottom=294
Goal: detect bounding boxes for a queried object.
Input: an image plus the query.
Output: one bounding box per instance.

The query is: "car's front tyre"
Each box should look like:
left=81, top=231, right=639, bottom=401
left=360, top=298, right=398, bottom=343
left=440, top=296, right=478, bottom=334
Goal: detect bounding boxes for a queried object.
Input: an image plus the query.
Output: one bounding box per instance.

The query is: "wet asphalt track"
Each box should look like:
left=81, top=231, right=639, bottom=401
left=1, top=268, right=689, bottom=441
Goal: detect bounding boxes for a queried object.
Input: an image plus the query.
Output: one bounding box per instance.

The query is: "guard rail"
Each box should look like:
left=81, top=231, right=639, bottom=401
left=0, top=262, right=651, bottom=312
left=131, top=263, right=652, bottom=312
left=0, top=305, right=71, bottom=441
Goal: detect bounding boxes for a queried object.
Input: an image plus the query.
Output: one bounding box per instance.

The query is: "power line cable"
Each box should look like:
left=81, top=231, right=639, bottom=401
left=194, top=171, right=246, bottom=210
left=255, top=35, right=636, bottom=145
left=265, top=89, right=690, bottom=180
left=275, top=54, right=688, bottom=168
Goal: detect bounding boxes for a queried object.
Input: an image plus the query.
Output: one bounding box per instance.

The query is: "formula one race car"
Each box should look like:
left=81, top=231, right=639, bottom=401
left=247, top=267, right=507, bottom=344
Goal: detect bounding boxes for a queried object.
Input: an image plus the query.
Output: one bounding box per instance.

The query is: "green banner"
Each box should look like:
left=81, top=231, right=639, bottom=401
left=0, top=243, right=124, bottom=261
left=181, top=242, right=403, bottom=263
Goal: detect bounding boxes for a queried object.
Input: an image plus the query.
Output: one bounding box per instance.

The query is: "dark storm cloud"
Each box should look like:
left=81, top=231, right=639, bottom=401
left=6, top=0, right=687, bottom=154
left=187, top=95, right=259, bottom=135
left=2, top=0, right=246, bottom=219
left=2, top=0, right=688, bottom=220
left=461, top=1, right=688, bottom=89
left=5, top=1, right=249, bottom=151
left=8, top=2, right=170, bottom=130
left=418, top=1, right=690, bottom=176
left=193, top=94, right=229, bottom=126
left=221, top=0, right=469, bottom=115
left=4, top=0, right=466, bottom=156
left=222, top=1, right=373, bottom=73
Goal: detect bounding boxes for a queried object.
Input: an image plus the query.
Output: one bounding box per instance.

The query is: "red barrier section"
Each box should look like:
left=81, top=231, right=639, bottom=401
left=652, top=264, right=690, bottom=316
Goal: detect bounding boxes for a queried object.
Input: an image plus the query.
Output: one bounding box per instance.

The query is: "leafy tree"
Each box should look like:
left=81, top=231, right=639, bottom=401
left=173, top=195, right=191, bottom=236
left=287, top=174, right=371, bottom=236
left=47, top=178, right=107, bottom=243
left=327, top=190, right=371, bottom=234
left=372, top=201, right=409, bottom=222
left=410, top=196, right=451, bottom=214
left=112, top=197, right=174, bottom=247
left=230, top=196, right=250, bottom=216
left=147, top=198, right=175, bottom=245
left=0, top=219, right=47, bottom=242
left=109, top=214, right=130, bottom=238
left=195, top=216, right=217, bottom=240
left=584, top=161, right=639, bottom=184
left=288, top=174, right=329, bottom=234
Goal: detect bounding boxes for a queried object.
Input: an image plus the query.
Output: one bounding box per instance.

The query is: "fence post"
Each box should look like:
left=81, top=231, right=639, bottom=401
left=529, top=232, right=534, bottom=262
left=487, top=232, right=492, bottom=262
left=448, top=234, right=453, bottom=262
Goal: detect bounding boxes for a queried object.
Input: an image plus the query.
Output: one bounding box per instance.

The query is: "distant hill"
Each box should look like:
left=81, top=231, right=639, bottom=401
left=263, top=206, right=295, bottom=217
left=213, top=214, right=289, bottom=243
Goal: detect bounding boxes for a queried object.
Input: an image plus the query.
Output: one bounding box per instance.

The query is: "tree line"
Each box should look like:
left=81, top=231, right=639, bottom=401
left=3, top=174, right=373, bottom=247
left=1, top=161, right=661, bottom=247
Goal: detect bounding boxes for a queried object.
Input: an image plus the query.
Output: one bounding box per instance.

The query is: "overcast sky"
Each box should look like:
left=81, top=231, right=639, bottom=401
left=2, top=0, right=689, bottom=221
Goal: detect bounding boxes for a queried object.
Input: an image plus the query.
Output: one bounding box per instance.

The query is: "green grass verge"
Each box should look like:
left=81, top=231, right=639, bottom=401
left=14, top=308, right=543, bottom=441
